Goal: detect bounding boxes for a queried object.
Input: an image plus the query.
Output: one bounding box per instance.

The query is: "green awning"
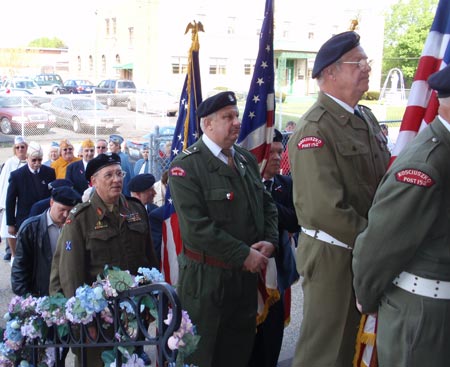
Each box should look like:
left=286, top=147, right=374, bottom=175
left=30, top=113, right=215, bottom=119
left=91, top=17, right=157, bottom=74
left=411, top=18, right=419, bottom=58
left=113, top=63, right=133, bottom=69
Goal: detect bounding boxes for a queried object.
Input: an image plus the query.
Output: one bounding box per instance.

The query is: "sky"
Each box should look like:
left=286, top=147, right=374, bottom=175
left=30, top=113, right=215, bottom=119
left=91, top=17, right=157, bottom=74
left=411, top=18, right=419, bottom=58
left=1, top=0, right=397, bottom=48
left=1, top=0, right=97, bottom=47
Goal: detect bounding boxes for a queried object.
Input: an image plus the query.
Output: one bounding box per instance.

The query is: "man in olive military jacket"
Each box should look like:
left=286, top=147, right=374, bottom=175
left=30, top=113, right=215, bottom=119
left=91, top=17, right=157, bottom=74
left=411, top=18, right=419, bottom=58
left=353, top=64, right=450, bottom=367
left=288, top=31, right=390, bottom=367
left=169, top=91, right=278, bottom=367
left=49, top=153, right=159, bottom=367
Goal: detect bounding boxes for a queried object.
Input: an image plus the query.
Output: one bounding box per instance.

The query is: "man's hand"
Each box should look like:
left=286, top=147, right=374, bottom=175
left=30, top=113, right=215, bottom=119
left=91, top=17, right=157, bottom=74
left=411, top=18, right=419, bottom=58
left=243, top=248, right=269, bottom=273
left=7, top=225, right=16, bottom=237
left=251, top=241, right=275, bottom=258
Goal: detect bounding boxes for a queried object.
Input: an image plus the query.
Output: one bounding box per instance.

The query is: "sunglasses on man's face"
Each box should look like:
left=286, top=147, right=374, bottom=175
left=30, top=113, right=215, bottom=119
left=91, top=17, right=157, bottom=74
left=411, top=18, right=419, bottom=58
left=15, top=145, right=26, bottom=150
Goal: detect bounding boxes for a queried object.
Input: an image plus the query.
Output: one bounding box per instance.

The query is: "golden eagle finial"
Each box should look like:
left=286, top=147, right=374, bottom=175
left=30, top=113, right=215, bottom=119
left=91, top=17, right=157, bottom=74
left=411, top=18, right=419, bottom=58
left=185, top=20, right=205, bottom=35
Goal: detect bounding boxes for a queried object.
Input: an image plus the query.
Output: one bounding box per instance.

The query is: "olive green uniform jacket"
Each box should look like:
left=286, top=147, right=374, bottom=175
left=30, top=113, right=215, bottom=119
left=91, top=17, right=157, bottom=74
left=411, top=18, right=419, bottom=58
left=49, top=190, right=158, bottom=367
left=169, top=137, right=278, bottom=367
left=353, top=118, right=450, bottom=367
left=288, top=92, right=390, bottom=367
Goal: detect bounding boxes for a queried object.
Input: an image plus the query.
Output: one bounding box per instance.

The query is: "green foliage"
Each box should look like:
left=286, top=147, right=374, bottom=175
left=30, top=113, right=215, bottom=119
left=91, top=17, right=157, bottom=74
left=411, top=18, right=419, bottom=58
left=383, top=0, right=439, bottom=87
left=28, top=37, right=67, bottom=49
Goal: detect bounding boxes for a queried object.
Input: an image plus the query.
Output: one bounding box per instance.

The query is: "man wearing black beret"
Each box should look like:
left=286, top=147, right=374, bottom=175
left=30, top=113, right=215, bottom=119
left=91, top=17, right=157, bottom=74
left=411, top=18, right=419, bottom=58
left=49, top=153, right=159, bottom=366
left=169, top=91, right=278, bottom=366
left=12, top=186, right=82, bottom=297
left=288, top=31, right=390, bottom=366
left=353, top=64, right=450, bottom=366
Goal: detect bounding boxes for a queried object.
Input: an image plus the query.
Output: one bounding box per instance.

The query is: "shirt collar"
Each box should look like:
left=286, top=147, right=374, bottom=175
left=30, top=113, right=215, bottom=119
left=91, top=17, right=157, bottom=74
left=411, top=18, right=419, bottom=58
left=325, top=93, right=355, bottom=114
left=202, top=134, right=235, bottom=158
left=438, top=115, right=450, bottom=133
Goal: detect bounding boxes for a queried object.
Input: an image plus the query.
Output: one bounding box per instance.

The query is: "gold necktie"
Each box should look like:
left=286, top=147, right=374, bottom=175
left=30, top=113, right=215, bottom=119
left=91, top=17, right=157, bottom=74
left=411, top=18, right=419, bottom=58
left=222, top=148, right=235, bottom=169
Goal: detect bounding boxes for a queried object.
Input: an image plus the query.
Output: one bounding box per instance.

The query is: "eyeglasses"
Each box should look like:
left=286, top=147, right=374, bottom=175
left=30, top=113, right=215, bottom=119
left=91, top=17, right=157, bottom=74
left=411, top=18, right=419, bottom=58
left=338, top=59, right=373, bottom=70
left=31, top=158, right=43, bottom=163
left=62, top=147, right=74, bottom=152
left=97, top=170, right=127, bottom=180
left=15, top=145, right=26, bottom=150
left=97, top=146, right=107, bottom=150
left=84, top=149, right=95, bottom=153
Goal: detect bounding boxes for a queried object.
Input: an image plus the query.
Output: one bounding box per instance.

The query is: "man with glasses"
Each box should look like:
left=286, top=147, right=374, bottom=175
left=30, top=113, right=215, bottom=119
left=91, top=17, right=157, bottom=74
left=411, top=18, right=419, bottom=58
left=66, top=138, right=95, bottom=195
left=0, top=136, right=28, bottom=262
left=50, top=153, right=158, bottom=367
left=5, top=141, right=56, bottom=262
left=95, top=138, right=108, bottom=156
left=288, top=31, right=390, bottom=367
left=51, top=139, right=81, bottom=179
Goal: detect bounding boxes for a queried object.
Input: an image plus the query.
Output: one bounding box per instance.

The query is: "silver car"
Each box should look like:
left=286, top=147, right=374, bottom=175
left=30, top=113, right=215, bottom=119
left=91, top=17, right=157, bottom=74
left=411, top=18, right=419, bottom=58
left=42, top=95, right=120, bottom=133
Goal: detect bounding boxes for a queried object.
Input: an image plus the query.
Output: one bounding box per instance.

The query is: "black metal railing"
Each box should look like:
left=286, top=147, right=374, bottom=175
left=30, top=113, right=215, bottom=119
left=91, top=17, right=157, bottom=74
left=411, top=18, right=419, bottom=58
left=25, top=282, right=181, bottom=367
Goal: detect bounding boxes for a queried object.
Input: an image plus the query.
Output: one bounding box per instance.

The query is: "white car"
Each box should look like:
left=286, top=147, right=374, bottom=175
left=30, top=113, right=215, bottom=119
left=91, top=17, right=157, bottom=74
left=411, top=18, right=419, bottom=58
left=127, top=89, right=178, bottom=116
left=2, top=78, right=47, bottom=96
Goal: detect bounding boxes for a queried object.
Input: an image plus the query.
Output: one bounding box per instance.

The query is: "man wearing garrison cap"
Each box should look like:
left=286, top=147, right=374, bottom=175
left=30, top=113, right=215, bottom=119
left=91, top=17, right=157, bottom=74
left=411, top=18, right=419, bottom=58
left=169, top=91, right=278, bottom=367
left=6, top=141, right=56, bottom=261
left=49, top=153, right=158, bottom=367
left=66, top=138, right=95, bottom=195
left=51, top=139, right=81, bottom=179
left=353, top=64, right=450, bottom=366
left=288, top=31, right=390, bottom=366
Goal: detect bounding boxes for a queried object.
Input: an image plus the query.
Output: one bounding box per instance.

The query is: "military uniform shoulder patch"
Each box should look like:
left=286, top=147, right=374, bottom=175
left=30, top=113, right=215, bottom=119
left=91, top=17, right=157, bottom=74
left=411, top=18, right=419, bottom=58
left=170, top=166, right=186, bottom=177
left=297, top=136, right=324, bottom=150
left=395, top=169, right=435, bottom=187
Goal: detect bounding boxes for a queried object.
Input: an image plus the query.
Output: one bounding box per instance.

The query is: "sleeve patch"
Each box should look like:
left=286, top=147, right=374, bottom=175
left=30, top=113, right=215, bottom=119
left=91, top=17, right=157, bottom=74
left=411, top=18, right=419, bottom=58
left=297, top=136, right=324, bottom=150
left=395, top=169, right=435, bottom=187
left=170, top=166, right=186, bottom=177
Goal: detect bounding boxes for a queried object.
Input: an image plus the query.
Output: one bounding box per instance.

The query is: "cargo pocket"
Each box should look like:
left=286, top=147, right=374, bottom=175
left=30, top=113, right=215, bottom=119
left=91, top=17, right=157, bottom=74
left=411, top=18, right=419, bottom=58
left=204, top=188, right=232, bottom=223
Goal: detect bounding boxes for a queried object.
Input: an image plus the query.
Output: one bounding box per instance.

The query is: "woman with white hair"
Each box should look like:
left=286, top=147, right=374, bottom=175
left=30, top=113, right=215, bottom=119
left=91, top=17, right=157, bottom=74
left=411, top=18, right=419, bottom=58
left=0, top=136, right=28, bottom=262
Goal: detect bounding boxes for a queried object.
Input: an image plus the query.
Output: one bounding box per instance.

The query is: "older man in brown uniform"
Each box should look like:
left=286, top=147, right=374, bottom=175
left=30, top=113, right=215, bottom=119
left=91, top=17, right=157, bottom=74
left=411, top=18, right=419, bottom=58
left=49, top=153, right=159, bottom=366
left=288, top=31, right=390, bottom=367
left=353, top=64, right=450, bottom=367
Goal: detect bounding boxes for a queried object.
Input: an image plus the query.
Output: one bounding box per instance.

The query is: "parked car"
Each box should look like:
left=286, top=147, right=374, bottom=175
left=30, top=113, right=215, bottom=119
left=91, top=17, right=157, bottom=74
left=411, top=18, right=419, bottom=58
left=41, top=95, right=120, bottom=133
left=94, top=79, right=136, bottom=106
left=0, top=96, right=55, bottom=135
left=60, top=79, right=95, bottom=94
left=1, top=78, right=47, bottom=96
left=126, top=89, right=178, bottom=116
left=34, top=74, right=64, bottom=94
left=0, top=89, right=51, bottom=107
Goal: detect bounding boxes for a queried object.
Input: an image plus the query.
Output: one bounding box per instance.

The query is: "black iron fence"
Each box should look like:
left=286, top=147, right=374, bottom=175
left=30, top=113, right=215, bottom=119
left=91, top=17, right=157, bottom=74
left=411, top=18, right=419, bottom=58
left=8, top=282, right=181, bottom=367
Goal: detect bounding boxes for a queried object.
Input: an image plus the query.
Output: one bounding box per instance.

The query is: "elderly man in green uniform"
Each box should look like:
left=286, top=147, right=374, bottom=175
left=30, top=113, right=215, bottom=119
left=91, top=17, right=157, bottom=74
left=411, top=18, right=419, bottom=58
left=169, top=91, right=278, bottom=367
left=288, top=31, right=390, bottom=367
left=49, top=152, right=159, bottom=367
left=353, top=65, right=450, bottom=367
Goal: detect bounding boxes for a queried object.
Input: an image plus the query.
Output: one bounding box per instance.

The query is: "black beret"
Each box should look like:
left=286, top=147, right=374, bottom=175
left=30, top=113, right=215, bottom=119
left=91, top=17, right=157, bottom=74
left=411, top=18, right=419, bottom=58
left=273, top=129, right=283, bottom=143
left=48, top=178, right=73, bottom=190
left=312, top=31, right=360, bottom=79
left=428, top=64, right=450, bottom=98
left=109, top=134, right=124, bottom=145
left=197, top=91, right=237, bottom=118
left=51, top=186, right=81, bottom=207
left=85, top=153, right=121, bottom=182
left=128, top=173, right=156, bottom=193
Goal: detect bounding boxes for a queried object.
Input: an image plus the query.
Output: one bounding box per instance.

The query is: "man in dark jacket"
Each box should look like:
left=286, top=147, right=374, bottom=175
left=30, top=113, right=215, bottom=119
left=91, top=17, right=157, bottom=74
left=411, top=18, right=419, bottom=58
left=6, top=141, right=56, bottom=259
left=11, top=186, right=81, bottom=296
left=249, top=129, right=299, bottom=367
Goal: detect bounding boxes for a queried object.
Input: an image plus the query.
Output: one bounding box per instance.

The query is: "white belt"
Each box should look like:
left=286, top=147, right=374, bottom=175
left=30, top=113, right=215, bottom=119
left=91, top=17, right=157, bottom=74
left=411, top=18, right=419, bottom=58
left=393, top=271, right=450, bottom=299
left=301, top=228, right=351, bottom=250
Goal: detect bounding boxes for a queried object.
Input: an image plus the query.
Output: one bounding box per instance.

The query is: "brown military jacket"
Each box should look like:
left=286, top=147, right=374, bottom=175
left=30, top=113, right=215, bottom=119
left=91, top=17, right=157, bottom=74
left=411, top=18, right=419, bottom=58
left=49, top=190, right=158, bottom=297
left=288, top=92, right=390, bottom=246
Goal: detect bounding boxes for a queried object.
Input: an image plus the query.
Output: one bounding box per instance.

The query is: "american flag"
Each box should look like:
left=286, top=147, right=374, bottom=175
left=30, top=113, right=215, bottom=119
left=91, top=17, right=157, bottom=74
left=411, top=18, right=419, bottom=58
left=161, top=23, right=203, bottom=284
left=237, top=0, right=281, bottom=325
left=237, top=0, right=275, bottom=174
left=355, top=2, right=450, bottom=366
left=390, top=0, right=450, bottom=164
